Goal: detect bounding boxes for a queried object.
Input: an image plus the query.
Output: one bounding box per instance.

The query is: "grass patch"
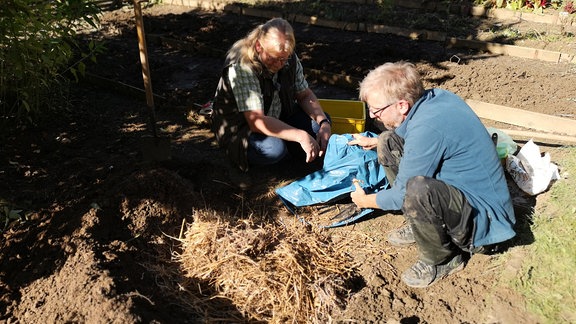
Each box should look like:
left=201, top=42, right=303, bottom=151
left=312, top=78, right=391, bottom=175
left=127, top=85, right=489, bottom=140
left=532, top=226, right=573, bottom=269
left=511, top=147, right=576, bottom=323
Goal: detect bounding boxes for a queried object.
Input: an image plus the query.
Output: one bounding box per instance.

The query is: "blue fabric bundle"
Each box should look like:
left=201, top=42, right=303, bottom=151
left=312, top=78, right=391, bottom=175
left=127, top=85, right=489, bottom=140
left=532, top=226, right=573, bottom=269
left=275, top=132, right=389, bottom=226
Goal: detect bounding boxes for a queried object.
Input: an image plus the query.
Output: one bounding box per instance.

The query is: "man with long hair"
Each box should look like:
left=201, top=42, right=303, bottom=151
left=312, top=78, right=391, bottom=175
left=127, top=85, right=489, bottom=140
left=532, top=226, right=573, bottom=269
left=212, top=18, right=331, bottom=175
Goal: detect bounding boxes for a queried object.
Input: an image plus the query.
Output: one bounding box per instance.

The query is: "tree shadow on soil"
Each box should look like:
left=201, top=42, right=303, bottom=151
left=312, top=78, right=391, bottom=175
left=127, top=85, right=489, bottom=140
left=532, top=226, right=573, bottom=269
left=84, top=165, right=259, bottom=322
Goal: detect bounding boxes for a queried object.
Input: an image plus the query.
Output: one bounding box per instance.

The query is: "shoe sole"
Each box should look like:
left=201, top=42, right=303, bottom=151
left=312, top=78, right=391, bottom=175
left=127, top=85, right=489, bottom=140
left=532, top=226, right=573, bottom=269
left=386, top=225, right=415, bottom=247
left=386, top=233, right=416, bottom=247
left=403, top=261, right=465, bottom=289
left=387, top=239, right=416, bottom=247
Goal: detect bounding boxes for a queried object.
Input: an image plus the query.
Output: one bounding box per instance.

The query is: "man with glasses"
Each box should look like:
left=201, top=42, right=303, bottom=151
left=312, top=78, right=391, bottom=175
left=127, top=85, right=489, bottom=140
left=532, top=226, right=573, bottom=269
left=349, top=61, right=516, bottom=288
left=211, top=18, right=331, bottom=182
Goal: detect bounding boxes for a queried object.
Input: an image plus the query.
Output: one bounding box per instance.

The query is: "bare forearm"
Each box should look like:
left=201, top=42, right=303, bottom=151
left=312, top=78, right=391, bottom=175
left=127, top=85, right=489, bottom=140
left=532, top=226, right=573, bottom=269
left=249, top=115, right=309, bottom=142
left=297, top=89, right=327, bottom=123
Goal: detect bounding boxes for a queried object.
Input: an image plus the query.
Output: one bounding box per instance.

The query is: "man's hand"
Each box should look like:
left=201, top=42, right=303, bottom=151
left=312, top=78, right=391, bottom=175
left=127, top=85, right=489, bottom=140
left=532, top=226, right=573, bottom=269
left=300, top=133, right=321, bottom=163
left=347, top=133, right=378, bottom=150
left=316, top=121, right=331, bottom=157
left=350, top=179, right=378, bottom=209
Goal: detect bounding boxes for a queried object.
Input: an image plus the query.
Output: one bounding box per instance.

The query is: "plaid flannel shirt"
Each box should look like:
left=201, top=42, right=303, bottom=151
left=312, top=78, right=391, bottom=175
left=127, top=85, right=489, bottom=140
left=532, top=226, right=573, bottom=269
left=227, top=56, right=308, bottom=118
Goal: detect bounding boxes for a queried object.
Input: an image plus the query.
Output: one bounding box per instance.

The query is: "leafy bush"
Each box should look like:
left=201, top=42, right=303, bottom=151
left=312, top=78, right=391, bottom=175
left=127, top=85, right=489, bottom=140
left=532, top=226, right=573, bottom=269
left=0, top=0, right=103, bottom=129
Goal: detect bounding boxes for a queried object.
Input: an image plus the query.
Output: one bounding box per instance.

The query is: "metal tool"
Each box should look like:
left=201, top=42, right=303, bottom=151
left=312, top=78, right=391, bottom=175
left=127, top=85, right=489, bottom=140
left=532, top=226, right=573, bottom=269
left=316, top=202, right=375, bottom=228
left=323, top=206, right=375, bottom=228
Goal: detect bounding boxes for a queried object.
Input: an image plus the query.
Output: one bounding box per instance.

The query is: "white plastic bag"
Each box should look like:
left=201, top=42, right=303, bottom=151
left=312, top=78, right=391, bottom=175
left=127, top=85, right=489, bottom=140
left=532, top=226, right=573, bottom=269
left=505, top=139, right=560, bottom=196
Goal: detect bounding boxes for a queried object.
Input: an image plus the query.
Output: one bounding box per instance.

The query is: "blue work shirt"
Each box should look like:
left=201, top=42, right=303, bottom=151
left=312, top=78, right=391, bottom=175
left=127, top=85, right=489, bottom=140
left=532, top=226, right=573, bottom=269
left=375, top=89, right=516, bottom=247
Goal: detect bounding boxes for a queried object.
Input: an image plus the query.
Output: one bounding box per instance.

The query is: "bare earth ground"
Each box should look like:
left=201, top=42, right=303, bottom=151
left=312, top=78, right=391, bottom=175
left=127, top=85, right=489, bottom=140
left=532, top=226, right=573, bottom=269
left=1, top=4, right=575, bottom=323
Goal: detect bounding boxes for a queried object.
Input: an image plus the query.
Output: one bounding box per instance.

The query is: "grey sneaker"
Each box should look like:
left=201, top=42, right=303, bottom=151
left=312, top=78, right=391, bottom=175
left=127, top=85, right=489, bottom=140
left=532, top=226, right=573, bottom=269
left=387, top=224, right=416, bottom=246
left=401, top=254, right=465, bottom=288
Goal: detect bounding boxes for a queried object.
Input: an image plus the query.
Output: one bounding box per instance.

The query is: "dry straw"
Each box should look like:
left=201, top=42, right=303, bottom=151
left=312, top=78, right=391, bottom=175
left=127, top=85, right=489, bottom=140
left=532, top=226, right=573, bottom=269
left=175, top=215, right=360, bottom=323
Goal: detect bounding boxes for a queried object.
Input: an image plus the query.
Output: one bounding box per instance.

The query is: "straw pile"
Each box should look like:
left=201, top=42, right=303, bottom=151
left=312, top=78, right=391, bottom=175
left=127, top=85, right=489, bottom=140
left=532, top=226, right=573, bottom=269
left=175, top=215, right=360, bottom=323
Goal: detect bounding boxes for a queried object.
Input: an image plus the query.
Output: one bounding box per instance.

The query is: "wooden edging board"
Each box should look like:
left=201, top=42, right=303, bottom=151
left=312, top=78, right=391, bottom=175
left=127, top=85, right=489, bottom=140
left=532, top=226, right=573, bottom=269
left=466, top=99, right=576, bottom=136
left=164, top=0, right=575, bottom=29
left=497, top=129, right=576, bottom=144
left=215, top=4, right=575, bottom=64
left=158, top=1, right=575, bottom=63
left=394, top=1, right=575, bottom=27
left=447, top=38, right=574, bottom=63
left=466, top=99, right=576, bottom=144
left=85, top=23, right=576, bottom=145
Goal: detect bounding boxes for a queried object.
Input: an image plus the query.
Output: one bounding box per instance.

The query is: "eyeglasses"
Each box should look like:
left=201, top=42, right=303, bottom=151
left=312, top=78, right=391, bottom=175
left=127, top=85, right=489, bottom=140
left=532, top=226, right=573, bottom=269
left=368, top=102, right=395, bottom=115
left=262, top=47, right=292, bottom=65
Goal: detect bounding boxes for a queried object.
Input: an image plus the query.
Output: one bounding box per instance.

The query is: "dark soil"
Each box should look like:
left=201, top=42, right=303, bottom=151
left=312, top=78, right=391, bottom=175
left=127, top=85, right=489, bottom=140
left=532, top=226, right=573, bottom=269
left=1, top=4, right=574, bottom=323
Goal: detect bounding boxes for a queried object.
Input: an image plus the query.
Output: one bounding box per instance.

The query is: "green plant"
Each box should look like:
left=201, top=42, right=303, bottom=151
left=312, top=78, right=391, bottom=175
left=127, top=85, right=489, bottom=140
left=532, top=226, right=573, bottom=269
left=524, top=0, right=549, bottom=13
left=0, top=200, right=24, bottom=232
left=495, top=0, right=507, bottom=8
left=0, top=0, right=103, bottom=129
left=550, top=0, right=563, bottom=8
left=507, top=0, right=526, bottom=10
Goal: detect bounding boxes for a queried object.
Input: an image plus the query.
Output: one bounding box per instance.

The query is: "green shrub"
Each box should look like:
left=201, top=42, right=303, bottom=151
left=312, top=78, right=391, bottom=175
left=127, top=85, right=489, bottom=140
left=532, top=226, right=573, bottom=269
left=0, top=0, right=103, bottom=129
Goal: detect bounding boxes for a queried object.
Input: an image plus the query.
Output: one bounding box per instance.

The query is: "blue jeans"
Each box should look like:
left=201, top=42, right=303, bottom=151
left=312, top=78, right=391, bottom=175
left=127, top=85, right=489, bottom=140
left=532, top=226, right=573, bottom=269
left=247, top=110, right=327, bottom=166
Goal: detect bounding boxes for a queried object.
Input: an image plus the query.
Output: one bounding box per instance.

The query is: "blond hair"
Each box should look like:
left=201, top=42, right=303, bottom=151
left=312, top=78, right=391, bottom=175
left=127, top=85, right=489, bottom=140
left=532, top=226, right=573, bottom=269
left=225, top=18, right=295, bottom=74
left=359, top=61, right=425, bottom=106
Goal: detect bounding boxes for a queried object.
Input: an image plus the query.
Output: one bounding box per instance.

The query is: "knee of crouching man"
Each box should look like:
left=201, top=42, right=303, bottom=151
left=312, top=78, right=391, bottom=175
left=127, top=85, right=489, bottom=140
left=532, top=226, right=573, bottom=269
left=402, top=176, right=428, bottom=219
left=406, top=176, right=428, bottom=196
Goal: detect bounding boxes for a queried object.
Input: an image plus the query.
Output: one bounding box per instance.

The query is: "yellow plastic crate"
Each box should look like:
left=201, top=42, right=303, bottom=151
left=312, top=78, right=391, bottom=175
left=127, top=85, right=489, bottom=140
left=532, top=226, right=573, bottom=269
left=319, top=99, right=366, bottom=134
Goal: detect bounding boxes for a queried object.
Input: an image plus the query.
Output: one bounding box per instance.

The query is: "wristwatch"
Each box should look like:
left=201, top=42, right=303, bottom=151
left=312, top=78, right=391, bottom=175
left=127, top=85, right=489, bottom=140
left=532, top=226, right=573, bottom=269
left=319, top=118, right=331, bottom=127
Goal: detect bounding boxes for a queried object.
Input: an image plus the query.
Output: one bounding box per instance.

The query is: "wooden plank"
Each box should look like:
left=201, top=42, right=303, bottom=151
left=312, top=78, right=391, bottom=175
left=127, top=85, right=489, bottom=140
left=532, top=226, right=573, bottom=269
left=499, top=129, right=576, bottom=144
left=447, top=38, right=563, bottom=63
left=496, top=44, right=562, bottom=62
left=485, top=7, right=574, bottom=27
left=466, top=99, right=576, bottom=136
left=367, top=24, right=426, bottom=40
left=308, top=17, right=358, bottom=31
left=218, top=4, right=571, bottom=63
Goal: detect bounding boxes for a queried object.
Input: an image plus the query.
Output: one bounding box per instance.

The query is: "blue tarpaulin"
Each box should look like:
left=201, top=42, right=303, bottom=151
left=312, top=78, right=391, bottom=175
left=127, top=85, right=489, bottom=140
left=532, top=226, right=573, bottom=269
left=275, top=132, right=389, bottom=227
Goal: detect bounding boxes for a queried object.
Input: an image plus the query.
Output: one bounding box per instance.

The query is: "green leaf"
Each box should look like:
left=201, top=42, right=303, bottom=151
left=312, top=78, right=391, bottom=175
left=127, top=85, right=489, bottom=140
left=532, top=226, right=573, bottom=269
left=78, top=62, right=86, bottom=76
left=70, top=67, right=79, bottom=82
